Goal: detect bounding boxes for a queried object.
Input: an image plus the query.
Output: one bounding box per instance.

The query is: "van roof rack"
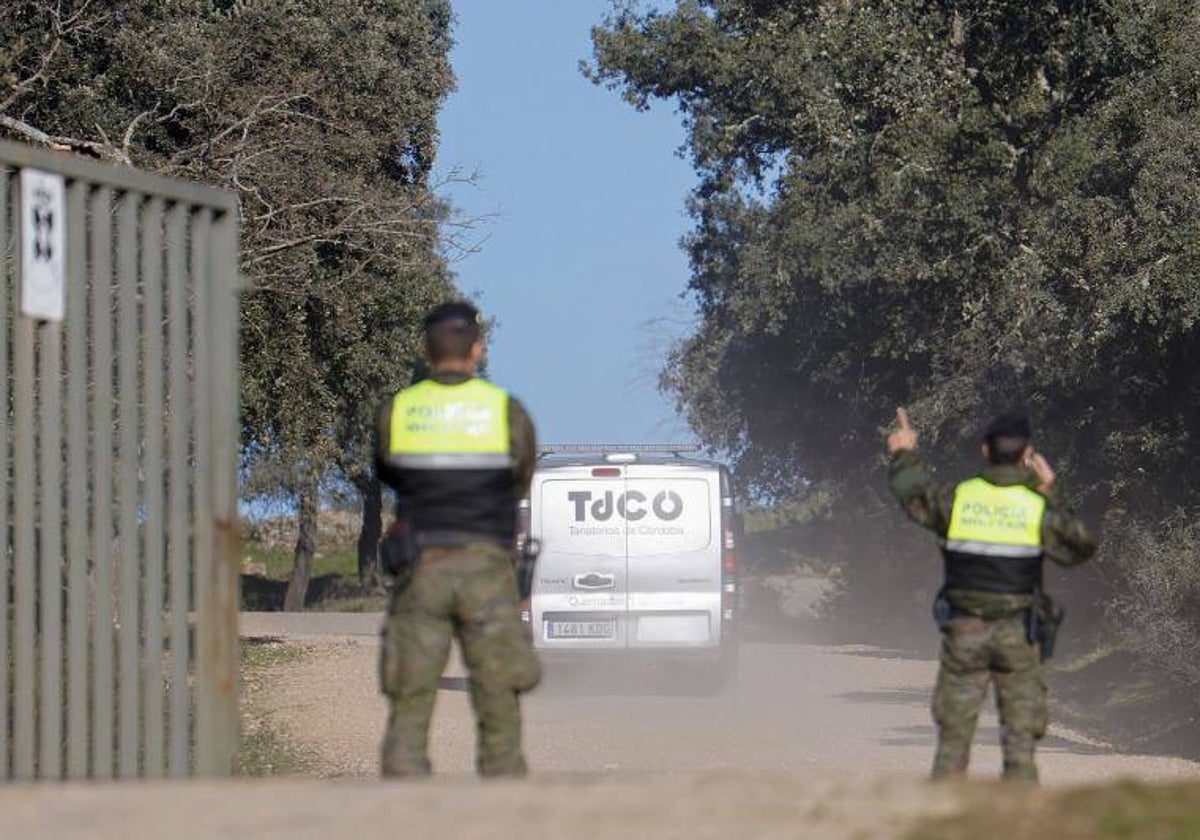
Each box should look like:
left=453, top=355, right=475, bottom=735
left=538, top=443, right=703, bottom=457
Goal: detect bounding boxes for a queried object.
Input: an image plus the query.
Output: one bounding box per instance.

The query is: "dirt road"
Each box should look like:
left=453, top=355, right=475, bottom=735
left=6, top=615, right=1197, bottom=839
left=243, top=613, right=1200, bottom=785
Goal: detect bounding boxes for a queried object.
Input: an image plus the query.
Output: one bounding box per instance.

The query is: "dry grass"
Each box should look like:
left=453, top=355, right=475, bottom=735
left=236, top=638, right=322, bottom=777
left=913, top=779, right=1200, bottom=839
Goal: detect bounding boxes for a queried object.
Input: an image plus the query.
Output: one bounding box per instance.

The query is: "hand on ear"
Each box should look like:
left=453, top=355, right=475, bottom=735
left=1027, top=450, right=1056, bottom=494
left=886, top=407, right=919, bottom=454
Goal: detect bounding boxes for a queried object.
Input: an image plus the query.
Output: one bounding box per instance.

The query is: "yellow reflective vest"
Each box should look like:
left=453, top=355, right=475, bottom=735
left=388, top=378, right=513, bottom=470
left=382, top=377, right=518, bottom=542
left=946, top=477, right=1046, bottom=558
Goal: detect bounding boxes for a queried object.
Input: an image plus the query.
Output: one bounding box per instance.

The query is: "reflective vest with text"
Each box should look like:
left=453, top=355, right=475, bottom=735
left=389, top=378, right=512, bottom=469
left=386, top=378, right=516, bottom=541
left=942, top=477, right=1046, bottom=594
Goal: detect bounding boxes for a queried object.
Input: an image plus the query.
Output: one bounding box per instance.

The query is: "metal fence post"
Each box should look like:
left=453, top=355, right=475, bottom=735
left=64, top=179, right=90, bottom=781
left=12, top=178, right=38, bottom=780
left=197, top=206, right=241, bottom=776
left=141, top=197, right=167, bottom=778
left=0, top=170, right=11, bottom=780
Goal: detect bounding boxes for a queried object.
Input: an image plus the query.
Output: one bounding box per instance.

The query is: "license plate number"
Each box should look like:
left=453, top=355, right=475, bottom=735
left=546, top=620, right=616, bottom=639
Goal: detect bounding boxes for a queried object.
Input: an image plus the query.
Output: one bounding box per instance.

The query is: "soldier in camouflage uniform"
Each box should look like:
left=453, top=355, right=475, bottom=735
left=886, top=408, right=1096, bottom=782
left=375, top=301, right=540, bottom=778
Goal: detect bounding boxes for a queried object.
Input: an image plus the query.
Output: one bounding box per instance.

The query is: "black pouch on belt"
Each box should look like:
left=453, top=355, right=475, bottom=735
left=515, top=538, right=541, bottom=601
left=1028, top=588, right=1065, bottom=660
left=932, top=588, right=953, bottom=632
left=379, top=520, right=420, bottom=590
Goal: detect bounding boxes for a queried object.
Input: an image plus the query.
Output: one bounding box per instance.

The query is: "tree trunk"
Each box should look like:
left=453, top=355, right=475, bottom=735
left=357, top=475, right=383, bottom=590
left=283, top=484, right=318, bottom=611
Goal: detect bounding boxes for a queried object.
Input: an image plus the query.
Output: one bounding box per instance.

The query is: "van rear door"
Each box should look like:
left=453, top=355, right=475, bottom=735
left=531, top=465, right=628, bottom=650
left=623, top=464, right=721, bottom=650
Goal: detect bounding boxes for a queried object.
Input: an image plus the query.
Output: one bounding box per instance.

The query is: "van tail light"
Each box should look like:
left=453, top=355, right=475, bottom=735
left=516, top=498, right=531, bottom=552
left=720, top=501, right=738, bottom=631
left=517, top=499, right=532, bottom=623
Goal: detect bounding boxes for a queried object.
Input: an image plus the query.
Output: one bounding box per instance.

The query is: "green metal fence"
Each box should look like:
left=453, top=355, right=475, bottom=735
left=0, top=138, right=241, bottom=780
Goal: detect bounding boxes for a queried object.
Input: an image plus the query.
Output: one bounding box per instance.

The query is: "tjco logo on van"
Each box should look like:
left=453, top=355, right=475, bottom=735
left=567, top=490, right=683, bottom=522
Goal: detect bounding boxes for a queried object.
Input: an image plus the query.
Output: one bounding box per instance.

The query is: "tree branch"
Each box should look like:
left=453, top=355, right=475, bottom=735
left=0, top=113, right=131, bottom=163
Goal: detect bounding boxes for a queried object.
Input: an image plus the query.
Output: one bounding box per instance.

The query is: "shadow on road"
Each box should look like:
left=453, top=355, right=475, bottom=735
left=882, top=724, right=1110, bottom=755
left=830, top=646, right=933, bottom=661
left=241, top=572, right=367, bottom=610
left=438, top=666, right=724, bottom=698
left=837, top=687, right=929, bottom=706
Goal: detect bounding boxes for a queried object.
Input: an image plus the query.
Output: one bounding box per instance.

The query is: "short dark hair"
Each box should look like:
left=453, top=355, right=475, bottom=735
left=983, top=411, right=1032, bottom=465
left=423, top=301, right=482, bottom=363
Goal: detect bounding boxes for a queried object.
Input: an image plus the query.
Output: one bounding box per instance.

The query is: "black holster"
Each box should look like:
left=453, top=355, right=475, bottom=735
left=932, top=588, right=953, bottom=632
left=379, top=522, right=420, bottom=590
left=1027, top=587, right=1065, bottom=660
left=515, top=538, right=540, bottom=601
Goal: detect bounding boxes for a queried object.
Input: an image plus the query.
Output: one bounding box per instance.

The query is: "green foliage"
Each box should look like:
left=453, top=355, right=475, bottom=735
left=3, top=1, right=461, bottom=605
left=240, top=524, right=386, bottom=612
left=1105, top=516, right=1200, bottom=688
left=591, top=1, right=1200, bottom=691
left=2, top=0, right=458, bottom=502
left=590, top=0, right=1200, bottom=508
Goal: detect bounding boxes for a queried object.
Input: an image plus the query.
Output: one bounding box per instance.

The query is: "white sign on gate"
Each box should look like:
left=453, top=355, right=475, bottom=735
left=20, top=168, right=67, bottom=322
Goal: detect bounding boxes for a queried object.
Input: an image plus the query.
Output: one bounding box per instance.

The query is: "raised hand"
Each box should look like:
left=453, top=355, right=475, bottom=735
left=886, top=406, right=919, bottom=454
left=1027, top=450, right=1056, bottom=494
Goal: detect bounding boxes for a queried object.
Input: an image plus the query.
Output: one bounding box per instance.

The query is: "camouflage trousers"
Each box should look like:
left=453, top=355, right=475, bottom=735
left=932, top=613, right=1047, bottom=782
left=379, top=542, right=541, bottom=778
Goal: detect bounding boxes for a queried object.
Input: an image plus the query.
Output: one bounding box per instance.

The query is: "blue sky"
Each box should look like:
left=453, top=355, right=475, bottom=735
left=434, top=1, right=697, bottom=446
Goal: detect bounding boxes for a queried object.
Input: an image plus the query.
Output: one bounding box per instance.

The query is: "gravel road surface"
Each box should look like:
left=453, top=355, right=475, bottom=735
left=5, top=613, right=1196, bottom=839
left=243, top=612, right=1200, bottom=786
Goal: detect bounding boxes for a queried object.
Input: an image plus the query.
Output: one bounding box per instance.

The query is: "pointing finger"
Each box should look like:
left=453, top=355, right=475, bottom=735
left=896, top=407, right=911, bottom=430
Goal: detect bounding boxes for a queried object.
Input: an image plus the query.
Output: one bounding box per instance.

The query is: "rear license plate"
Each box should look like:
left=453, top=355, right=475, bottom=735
left=546, top=620, right=616, bottom=639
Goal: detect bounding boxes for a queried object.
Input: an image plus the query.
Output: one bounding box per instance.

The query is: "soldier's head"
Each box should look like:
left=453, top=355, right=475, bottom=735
left=982, top=411, right=1033, bottom=465
left=423, top=301, right=484, bottom=371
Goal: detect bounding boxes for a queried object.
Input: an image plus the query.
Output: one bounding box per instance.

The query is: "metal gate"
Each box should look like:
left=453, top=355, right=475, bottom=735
left=0, top=138, right=241, bottom=780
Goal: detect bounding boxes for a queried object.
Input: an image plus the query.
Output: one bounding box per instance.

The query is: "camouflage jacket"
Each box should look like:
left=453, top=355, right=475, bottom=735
left=889, top=449, right=1098, bottom=612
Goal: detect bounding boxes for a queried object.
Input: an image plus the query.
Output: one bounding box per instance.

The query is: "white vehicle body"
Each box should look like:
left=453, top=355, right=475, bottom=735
left=524, top=446, right=739, bottom=674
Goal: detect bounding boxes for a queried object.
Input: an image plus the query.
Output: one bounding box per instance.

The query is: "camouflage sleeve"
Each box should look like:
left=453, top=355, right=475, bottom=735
left=509, top=395, right=537, bottom=499
left=374, top=399, right=402, bottom=490
left=1040, top=486, right=1098, bottom=568
left=888, top=449, right=956, bottom=537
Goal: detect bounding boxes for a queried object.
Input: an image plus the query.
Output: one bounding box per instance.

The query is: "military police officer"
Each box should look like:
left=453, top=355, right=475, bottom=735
left=375, top=301, right=540, bottom=778
left=886, top=408, right=1096, bottom=782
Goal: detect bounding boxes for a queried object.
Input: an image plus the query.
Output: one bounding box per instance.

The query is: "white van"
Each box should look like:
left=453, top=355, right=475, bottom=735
left=519, top=445, right=740, bottom=688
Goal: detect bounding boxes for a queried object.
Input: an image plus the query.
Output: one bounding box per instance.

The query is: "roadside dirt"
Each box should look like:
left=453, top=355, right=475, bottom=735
left=0, top=772, right=965, bottom=839
left=7, top=615, right=1200, bottom=839
left=247, top=631, right=1200, bottom=785
left=208, top=619, right=1200, bottom=838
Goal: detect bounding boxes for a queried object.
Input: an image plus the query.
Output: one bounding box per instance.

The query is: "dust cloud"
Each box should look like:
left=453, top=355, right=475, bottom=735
left=243, top=602, right=1200, bottom=787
